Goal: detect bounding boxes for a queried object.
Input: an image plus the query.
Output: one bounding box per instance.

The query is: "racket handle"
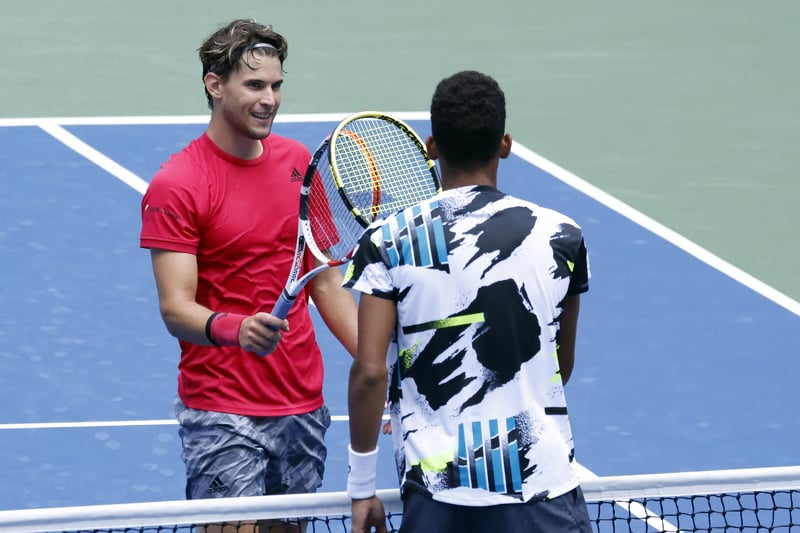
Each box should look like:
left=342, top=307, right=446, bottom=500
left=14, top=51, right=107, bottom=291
left=256, top=291, right=295, bottom=357
left=270, top=290, right=295, bottom=322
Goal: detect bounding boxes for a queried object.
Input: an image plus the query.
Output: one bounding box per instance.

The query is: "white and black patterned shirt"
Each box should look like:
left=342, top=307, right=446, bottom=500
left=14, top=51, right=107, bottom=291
left=345, top=184, right=590, bottom=506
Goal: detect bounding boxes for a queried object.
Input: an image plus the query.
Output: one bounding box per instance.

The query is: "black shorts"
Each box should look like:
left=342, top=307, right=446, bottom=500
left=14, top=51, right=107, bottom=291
left=398, top=486, right=593, bottom=533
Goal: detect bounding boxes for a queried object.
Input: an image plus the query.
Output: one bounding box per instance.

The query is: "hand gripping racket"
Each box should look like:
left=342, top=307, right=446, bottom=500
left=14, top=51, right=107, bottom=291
left=270, top=111, right=441, bottom=321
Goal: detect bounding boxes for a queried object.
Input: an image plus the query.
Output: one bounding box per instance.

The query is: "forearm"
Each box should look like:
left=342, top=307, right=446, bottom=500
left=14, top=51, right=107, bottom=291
left=150, top=249, right=286, bottom=354
left=320, top=288, right=358, bottom=356
left=348, top=363, right=388, bottom=521
left=556, top=294, right=581, bottom=385
left=151, top=249, right=217, bottom=346
left=349, top=294, right=396, bottom=452
left=160, top=300, right=217, bottom=346
left=311, top=270, right=358, bottom=357
left=348, top=361, right=388, bottom=452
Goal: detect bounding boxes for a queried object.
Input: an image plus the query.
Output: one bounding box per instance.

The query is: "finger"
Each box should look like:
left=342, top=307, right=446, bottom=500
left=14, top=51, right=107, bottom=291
left=251, top=312, right=289, bottom=332
left=242, top=323, right=280, bottom=347
left=266, top=313, right=290, bottom=331
left=243, top=326, right=282, bottom=356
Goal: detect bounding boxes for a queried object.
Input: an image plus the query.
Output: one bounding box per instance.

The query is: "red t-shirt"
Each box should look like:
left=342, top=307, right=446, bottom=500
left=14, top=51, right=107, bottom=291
left=140, top=133, right=324, bottom=417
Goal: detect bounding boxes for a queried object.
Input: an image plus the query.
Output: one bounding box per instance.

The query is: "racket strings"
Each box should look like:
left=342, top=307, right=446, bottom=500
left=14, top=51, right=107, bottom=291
left=333, top=118, right=439, bottom=223
left=306, top=147, right=367, bottom=262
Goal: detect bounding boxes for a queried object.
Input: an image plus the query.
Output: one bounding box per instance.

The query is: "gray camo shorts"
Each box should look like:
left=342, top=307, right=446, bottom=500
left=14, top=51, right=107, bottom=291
left=174, top=396, right=331, bottom=499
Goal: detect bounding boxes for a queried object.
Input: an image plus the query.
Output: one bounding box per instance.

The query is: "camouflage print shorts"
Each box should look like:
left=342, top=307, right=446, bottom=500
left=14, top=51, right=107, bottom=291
left=174, top=396, right=331, bottom=499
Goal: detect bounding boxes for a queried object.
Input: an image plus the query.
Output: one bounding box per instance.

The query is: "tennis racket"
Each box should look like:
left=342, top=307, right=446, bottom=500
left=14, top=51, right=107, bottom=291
left=270, top=111, right=441, bottom=323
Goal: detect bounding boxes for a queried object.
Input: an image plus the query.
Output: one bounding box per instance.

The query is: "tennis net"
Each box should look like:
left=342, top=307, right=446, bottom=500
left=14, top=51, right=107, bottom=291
left=0, top=465, right=797, bottom=532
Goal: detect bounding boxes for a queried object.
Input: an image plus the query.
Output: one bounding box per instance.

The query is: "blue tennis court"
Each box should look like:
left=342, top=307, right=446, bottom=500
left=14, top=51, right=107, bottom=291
left=1, top=116, right=798, bottom=512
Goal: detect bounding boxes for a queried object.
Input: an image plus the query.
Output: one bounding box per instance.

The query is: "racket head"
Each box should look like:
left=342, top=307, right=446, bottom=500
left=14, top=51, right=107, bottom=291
left=327, top=112, right=442, bottom=227
left=268, top=136, right=338, bottom=321
left=301, top=136, right=367, bottom=266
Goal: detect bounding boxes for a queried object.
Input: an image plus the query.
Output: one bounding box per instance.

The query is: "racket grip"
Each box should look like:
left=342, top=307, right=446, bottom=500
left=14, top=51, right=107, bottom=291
left=256, top=291, right=296, bottom=357
left=270, top=291, right=295, bottom=323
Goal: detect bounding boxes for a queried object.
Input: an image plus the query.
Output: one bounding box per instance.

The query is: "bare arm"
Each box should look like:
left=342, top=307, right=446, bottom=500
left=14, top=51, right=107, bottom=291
left=348, top=293, right=393, bottom=451
left=556, top=293, right=581, bottom=385
left=149, top=249, right=287, bottom=353
left=309, top=262, right=358, bottom=357
left=348, top=293, right=393, bottom=533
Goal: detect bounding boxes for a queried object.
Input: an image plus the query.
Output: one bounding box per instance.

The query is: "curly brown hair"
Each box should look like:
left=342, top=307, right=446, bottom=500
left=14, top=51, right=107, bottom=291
left=198, top=19, right=289, bottom=109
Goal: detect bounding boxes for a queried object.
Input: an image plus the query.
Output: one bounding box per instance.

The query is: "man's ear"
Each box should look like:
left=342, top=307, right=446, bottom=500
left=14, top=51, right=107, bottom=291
left=499, top=133, right=513, bottom=159
left=426, top=136, right=439, bottom=160
left=204, top=73, right=223, bottom=101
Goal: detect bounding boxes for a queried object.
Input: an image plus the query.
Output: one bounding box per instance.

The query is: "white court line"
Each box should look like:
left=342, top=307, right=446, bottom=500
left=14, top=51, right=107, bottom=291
left=511, top=142, right=800, bottom=318
left=576, top=463, right=681, bottom=532
left=0, top=416, right=370, bottom=431
left=0, top=420, right=177, bottom=430
left=0, top=112, right=430, bottom=127
left=37, top=121, right=149, bottom=195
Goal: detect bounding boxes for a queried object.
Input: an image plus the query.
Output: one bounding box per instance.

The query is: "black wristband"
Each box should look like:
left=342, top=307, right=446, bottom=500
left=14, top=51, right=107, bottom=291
left=205, top=312, right=221, bottom=346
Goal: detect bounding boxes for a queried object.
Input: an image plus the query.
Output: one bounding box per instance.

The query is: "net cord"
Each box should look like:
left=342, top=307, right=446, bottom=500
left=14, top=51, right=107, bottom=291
left=1, top=465, right=798, bottom=532
left=579, top=464, right=800, bottom=501
left=0, top=489, right=403, bottom=533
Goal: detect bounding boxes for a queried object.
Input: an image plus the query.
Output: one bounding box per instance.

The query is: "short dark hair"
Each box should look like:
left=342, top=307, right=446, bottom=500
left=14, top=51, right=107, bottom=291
left=429, top=70, right=506, bottom=170
left=198, top=19, right=288, bottom=109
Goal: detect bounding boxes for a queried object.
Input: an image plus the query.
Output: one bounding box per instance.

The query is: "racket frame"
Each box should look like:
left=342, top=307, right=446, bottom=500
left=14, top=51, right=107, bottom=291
left=270, top=136, right=333, bottom=320
left=328, top=111, right=440, bottom=227
left=270, top=111, right=441, bottom=322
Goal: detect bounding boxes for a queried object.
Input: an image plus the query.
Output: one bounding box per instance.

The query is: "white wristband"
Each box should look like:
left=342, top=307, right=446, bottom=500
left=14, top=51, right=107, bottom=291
left=347, top=445, right=379, bottom=499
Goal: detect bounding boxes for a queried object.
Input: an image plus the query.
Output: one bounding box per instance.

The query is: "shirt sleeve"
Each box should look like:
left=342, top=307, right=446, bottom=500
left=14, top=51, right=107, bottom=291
left=343, top=224, right=396, bottom=300
left=569, top=236, right=590, bottom=295
left=139, top=164, right=203, bottom=254
left=548, top=217, right=590, bottom=296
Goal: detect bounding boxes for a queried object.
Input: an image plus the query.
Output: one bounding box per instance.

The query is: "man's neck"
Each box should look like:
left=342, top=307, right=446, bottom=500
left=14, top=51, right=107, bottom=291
left=206, top=117, right=264, bottom=160
left=439, top=166, right=498, bottom=191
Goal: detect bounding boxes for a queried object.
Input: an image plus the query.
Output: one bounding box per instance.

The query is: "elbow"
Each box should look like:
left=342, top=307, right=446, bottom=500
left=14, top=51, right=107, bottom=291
left=559, top=364, right=574, bottom=386
left=556, top=348, right=576, bottom=386
left=350, top=361, right=388, bottom=391
left=159, top=304, right=183, bottom=339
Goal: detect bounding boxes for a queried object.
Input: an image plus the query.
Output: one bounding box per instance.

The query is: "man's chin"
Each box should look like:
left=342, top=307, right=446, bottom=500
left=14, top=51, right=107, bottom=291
left=249, top=115, right=276, bottom=139
left=248, top=126, right=272, bottom=140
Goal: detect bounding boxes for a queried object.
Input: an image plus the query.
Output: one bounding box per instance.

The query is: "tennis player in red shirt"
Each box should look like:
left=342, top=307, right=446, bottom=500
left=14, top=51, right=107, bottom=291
left=140, top=19, right=357, bottom=533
